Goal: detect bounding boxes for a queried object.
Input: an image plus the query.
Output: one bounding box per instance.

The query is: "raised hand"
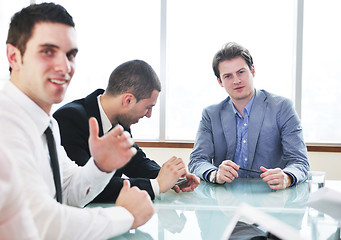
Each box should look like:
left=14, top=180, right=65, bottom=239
left=88, top=117, right=136, bottom=173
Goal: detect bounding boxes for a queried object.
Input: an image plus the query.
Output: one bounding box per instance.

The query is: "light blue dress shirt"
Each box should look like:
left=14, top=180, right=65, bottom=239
left=232, top=95, right=255, bottom=178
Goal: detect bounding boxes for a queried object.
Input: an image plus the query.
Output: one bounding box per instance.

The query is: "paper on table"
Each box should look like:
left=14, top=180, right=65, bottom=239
left=307, top=187, right=341, bottom=221
left=221, top=203, right=306, bottom=240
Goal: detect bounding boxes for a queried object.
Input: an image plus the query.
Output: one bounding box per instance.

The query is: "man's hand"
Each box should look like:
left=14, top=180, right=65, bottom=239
left=216, top=160, right=239, bottom=184
left=156, top=156, right=187, bottom=193
left=88, top=117, right=137, bottom=173
left=116, top=180, right=154, bottom=229
left=173, top=173, right=200, bottom=193
left=260, top=166, right=292, bottom=190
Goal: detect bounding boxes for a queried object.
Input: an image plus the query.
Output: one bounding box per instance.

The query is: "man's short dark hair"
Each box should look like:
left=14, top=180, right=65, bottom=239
left=212, top=42, right=253, bottom=81
left=106, top=60, right=161, bottom=102
left=6, top=3, right=74, bottom=65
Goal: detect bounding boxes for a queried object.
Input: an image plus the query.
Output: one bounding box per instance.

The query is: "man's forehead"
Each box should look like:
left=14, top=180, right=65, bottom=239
left=140, top=91, right=159, bottom=105
left=29, top=22, right=77, bottom=49
left=219, top=57, right=248, bottom=71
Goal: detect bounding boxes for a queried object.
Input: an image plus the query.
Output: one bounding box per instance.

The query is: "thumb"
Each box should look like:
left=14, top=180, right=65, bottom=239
left=88, top=117, right=99, bottom=142
left=260, top=166, right=268, bottom=172
left=122, top=179, right=131, bottom=191
left=173, top=185, right=180, bottom=193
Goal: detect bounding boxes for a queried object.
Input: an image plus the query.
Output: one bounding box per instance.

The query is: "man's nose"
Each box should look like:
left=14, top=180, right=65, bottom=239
left=233, top=75, right=241, bottom=84
left=54, top=54, right=71, bottom=74
left=145, top=109, right=152, bottom=118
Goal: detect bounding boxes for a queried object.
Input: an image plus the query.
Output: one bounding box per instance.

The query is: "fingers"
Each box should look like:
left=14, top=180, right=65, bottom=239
left=157, top=156, right=188, bottom=193
left=122, top=179, right=131, bottom=191
left=216, top=160, right=239, bottom=183
left=107, top=125, right=136, bottom=156
left=223, top=160, right=240, bottom=170
left=89, top=121, right=136, bottom=172
left=172, top=185, right=180, bottom=193
left=261, top=168, right=289, bottom=189
left=164, top=156, right=187, bottom=174
left=89, top=117, right=99, bottom=142
left=177, top=174, right=200, bottom=192
left=110, top=124, right=124, bottom=137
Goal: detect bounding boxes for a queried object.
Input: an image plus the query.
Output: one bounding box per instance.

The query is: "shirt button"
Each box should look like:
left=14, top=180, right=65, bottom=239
left=244, top=158, right=247, bottom=161
left=244, top=123, right=247, bottom=126
left=243, top=140, right=246, bottom=143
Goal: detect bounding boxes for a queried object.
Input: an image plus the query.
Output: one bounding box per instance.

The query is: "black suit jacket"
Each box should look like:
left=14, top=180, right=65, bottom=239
left=53, top=89, right=161, bottom=203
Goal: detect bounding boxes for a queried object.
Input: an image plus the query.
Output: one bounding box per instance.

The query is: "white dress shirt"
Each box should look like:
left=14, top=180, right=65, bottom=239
left=0, top=82, right=134, bottom=240
left=97, top=95, right=160, bottom=196
left=0, top=151, right=39, bottom=240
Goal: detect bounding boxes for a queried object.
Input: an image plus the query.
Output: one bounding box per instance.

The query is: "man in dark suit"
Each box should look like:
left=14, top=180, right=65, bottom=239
left=54, top=59, right=200, bottom=203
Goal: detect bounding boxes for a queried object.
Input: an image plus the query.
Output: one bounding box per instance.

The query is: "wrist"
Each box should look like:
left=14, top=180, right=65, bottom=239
left=93, top=158, right=112, bottom=173
left=284, top=173, right=293, bottom=188
left=208, top=170, right=217, bottom=184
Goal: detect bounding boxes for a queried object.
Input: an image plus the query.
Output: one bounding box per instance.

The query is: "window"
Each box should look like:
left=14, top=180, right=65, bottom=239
left=0, top=0, right=29, bottom=89
left=48, top=0, right=161, bottom=139
left=166, top=0, right=296, bottom=140
left=1, top=0, right=340, bottom=144
left=301, top=0, right=341, bottom=143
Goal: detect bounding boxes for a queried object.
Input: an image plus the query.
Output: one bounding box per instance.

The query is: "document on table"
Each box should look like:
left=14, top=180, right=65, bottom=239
left=307, top=187, right=341, bottom=221
left=221, top=203, right=306, bottom=240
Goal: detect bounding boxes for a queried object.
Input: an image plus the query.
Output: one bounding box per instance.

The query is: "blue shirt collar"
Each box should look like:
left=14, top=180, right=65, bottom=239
left=232, top=90, right=256, bottom=118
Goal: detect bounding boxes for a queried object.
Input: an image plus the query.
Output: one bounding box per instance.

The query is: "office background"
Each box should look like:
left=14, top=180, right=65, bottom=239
left=1, top=0, right=340, bottom=178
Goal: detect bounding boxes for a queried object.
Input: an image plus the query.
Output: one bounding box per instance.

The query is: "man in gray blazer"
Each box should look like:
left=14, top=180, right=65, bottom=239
left=189, top=42, right=309, bottom=190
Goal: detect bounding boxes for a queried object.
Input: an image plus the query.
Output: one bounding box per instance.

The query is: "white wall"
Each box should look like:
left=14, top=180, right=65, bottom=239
left=142, top=148, right=341, bottom=180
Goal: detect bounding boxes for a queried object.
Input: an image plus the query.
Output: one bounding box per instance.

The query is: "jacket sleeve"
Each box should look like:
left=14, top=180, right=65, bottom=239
left=278, top=99, right=309, bottom=184
left=189, top=108, right=218, bottom=181
left=93, top=146, right=161, bottom=203
left=92, top=176, right=156, bottom=203
left=121, top=144, right=160, bottom=178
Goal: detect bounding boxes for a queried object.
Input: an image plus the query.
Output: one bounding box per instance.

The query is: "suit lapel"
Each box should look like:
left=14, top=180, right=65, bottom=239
left=84, top=89, right=105, bottom=137
left=221, top=98, right=237, bottom=160
left=248, top=90, right=267, bottom=168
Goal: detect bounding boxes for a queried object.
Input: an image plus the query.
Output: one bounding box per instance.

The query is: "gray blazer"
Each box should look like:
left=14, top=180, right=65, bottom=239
left=189, top=89, right=309, bottom=184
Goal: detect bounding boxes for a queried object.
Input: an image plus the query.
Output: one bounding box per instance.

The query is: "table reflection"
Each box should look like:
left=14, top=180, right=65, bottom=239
left=103, top=179, right=339, bottom=240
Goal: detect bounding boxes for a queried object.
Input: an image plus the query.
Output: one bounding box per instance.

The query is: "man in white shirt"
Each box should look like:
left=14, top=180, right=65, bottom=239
left=0, top=3, right=154, bottom=239
left=0, top=151, right=39, bottom=240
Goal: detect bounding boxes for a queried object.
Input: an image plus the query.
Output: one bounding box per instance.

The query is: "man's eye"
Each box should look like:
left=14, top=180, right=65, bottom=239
left=67, top=53, right=75, bottom=61
left=42, top=49, right=52, bottom=55
left=67, top=51, right=78, bottom=61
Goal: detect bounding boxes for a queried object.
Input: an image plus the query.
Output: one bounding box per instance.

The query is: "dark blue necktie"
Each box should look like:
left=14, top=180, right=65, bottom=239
left=44, top=125, right=62, bottom=203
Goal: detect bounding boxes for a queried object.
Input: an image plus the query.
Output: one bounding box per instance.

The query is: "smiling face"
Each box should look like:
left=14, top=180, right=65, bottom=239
left=217, top=56, right=255, bottom=106
left=8, top=22, right=78, bottom=114
left=117, top=90, right=159, bottom=129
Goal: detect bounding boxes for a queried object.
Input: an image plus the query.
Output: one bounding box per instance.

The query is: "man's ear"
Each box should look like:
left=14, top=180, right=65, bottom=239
left=217, top=77, right=223, bottom=87
left=7, top=44, right=22, bottom=71
left=122, top=93, right=135, bottom=107
left=251, top=65, right=255, bottom=77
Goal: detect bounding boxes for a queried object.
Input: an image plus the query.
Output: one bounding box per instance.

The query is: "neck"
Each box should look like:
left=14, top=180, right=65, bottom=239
left=11, top=78, right=52, bottom=115
left=232, top=93, right=254, bottom=117
left=100, top=93, right=119, bottom=125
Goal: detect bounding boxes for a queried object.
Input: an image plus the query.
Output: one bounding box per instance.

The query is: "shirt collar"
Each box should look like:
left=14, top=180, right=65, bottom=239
left=4, top=81, right=51, bottom=135
left=232, top=90, right=256, bottom=118
left=97, top=95, right=112, bottom=134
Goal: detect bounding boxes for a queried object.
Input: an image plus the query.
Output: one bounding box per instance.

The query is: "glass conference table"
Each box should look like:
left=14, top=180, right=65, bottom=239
left=91, top=178, right=341, bottom=240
